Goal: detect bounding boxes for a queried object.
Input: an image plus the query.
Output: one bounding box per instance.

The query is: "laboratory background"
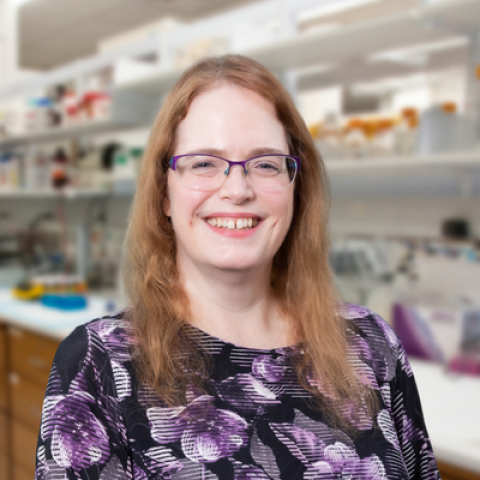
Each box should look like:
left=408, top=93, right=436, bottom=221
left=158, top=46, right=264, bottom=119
left=0, top=0, right=479, bottom=478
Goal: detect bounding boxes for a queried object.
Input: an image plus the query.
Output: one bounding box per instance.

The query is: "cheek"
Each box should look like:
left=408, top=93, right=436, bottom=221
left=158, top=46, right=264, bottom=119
left=167, top=184, right=210, bottom=226
left=264, top=191, right=294, bottom=236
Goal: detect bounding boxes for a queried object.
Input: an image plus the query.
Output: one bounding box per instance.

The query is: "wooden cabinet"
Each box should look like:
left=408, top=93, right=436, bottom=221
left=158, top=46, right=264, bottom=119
left=0, top=321, right=60, bottom=480
left=0, top=411, right=7, bottom=453
left=0, top=326, right=7, bottom=411
left=0, top=452, right=8, bottom=480
left=0, top=326, right=8, bottom=480
left=438, top=461, right=480, bottom=480
left=10, top=373, right=45, bottom=431
left=9, top=328, right=58, bottom=386
left=12, top=418, right=38, bottom=476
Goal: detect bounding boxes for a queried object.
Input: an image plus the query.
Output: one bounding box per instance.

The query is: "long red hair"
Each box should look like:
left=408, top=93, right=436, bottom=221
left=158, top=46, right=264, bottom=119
left=123, top=54, right=377, bottom=432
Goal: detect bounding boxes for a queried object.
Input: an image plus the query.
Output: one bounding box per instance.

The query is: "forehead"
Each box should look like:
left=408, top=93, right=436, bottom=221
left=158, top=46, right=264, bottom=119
left=174, top=84, right=288, bottom=154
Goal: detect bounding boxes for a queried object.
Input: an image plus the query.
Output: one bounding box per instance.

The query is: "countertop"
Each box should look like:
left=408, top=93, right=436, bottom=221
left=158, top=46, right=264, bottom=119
left=0, top=290, right=478, bottom=473
left=410, top=359, right=480, bottom=474
left=0, top=289, right=116, bottom=340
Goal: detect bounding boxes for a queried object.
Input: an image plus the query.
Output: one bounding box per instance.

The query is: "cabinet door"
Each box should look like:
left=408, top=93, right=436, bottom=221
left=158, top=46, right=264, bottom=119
left=9, top=374, right=44, bottom=431
left=8, top=328, right=59, bottom=386
left=0, top=368, right=6, bottom=414
left=12, top=463, right=34, bottom=480
left=0, top=411, right=6, bottom=454
left=12, top=419, right=38, bottom=476
left=437, top=461, right=480, bottom=480
left=0, top=452, right=9, bottom=480
left=0, top=326, right=6, bottom=411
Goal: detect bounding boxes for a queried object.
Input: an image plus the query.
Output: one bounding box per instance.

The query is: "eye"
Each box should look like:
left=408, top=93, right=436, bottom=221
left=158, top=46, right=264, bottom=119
left=192, top=161, right=215, bottom=169
left=251, top=161, right=280, bottom=172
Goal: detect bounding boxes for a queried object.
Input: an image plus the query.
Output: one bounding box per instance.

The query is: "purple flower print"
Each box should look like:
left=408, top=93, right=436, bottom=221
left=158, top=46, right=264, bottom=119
left=323, top=442, right=358, bottom=466
left=270, top=422, right=325, bottom=464
left=148, top=405, right=189, bottom=444
left=304, top=461, right=333, bottom=478
left=181, top=403, right=249, bottom=463
left=342, top=454, right=386, bottom=480
left=216, top=374, right=280, bottom=414
left=144, top=445, right=184, bottom=478
left=371, top=312, right=400, bottom=349
left=252, top=355, right=284, bottom=382
left=232, top=462, right=271, bottom=479
left=341, top=303, right=372, bottom=319
left=46, top=391, right=110, bottom=470
left=377, top=410, right=400, bottom=448
left=89, top=319, right=132, bottom=361
left=354, top=360, right=379, bottom=389
left=304, top=443, right=387, bottom=480
left=148, top=395, right=249, bottom=464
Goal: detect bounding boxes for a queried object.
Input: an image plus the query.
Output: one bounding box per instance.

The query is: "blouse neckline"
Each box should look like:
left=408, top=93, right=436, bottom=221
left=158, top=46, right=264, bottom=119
left=184, top=322, right=302, bottom=354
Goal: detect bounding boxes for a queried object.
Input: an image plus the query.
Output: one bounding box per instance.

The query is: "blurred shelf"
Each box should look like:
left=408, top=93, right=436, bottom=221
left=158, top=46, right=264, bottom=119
left=244, top=12, right=447, bottom=73
left=0, top=119, right=139, bottom=149
left=113, top=0, right=480, bottom=96
left=324, top=150, right=480, bottom=199
left=0, top=91, right=158, bottom=149
left=324, top=150, right=480, bottom=174
left=114, top=67, right=184, bottom=96
left=0, top=188, right=134, bottom=199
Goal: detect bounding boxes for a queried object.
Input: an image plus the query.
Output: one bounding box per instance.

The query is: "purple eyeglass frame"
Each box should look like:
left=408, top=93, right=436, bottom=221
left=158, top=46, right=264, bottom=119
left=169, top=153, right=301, bottom=177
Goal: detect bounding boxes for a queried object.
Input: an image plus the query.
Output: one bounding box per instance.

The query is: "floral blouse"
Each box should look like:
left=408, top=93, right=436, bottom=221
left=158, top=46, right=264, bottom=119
left=35, top=304, right=440, bottom=480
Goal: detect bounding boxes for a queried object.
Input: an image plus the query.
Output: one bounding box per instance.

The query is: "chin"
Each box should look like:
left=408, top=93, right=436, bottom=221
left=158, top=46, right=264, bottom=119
left=205, top=253, right=263, bottom=272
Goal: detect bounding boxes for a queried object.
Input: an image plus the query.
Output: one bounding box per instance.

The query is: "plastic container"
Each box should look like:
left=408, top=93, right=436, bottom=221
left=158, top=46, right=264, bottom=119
left=417, top=103, right=477, bottom=154
left=343, top=118, right=368, bottom=158
left=0, top=153, right=20, bottom=191
left=394, top=108, right=418, bottom=156
left=24, top=151, right=51, bottom=190
left=113, top=147, right=143, bottom=193
left=80, top=92, right=111, bottom=121
left=51, top=148, right=69, bottom=189
left=41, top=294, right=87, bottom=310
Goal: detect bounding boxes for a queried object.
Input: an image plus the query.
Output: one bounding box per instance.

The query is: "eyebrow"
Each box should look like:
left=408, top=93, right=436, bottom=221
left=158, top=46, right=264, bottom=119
left=182, top=147, right=288, bottom=157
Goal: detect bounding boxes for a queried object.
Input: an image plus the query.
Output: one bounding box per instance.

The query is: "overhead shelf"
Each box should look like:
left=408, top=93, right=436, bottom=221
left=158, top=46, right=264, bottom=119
left=0, top=118, right=139, bottom=149
left=298, top=41, right=467, bottom=91
left=113, top=0, right=475, bottom=96
left=114, top=67, right=184, bottom=97
left=0, top=189, right=103, bottom=199
left=243, top=12, right=449, bottom=72
left=0, top=187, right=133, bottom=199
left=325, top=150, right=480, bottom=199
left=324, top=150, right=480, bottom=174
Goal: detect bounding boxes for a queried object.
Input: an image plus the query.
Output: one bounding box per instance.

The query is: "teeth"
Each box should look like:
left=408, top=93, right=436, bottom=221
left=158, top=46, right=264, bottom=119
left=207, top=217, right=259, bottom=229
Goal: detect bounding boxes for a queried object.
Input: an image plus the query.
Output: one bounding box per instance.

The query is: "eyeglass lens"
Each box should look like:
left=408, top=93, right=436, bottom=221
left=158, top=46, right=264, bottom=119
left=175, top=155, right=298, bottom=191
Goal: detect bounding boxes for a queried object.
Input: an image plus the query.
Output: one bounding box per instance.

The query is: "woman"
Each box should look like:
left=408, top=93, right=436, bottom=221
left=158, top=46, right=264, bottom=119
left=35, top=55, right=439, bottom=480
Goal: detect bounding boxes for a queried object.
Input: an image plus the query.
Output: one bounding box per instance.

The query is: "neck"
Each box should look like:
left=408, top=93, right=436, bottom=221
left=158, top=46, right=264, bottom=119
left=178, top=256, right=292, bottom=349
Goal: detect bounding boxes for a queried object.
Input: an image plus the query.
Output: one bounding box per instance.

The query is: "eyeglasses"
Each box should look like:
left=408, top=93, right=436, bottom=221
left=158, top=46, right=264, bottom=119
left=168, top=154, right=300, bottom=192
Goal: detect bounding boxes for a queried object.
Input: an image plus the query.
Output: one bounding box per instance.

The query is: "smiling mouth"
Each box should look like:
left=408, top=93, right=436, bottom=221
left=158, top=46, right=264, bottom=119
left=205, top=217, right=260, bottom=230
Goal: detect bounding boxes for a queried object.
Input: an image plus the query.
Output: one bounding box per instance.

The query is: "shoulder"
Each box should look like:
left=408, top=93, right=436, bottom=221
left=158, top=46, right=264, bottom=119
left=339, top=302, right=404, bottom=384
left=340, top=302, right=400, bottom=349
left=84, top=309, right=134, bottom=361
left=51, top=310, right=133, bottom=392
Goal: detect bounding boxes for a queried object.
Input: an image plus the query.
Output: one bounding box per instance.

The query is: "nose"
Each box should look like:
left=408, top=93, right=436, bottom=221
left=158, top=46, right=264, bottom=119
left=218, top=164, right=254, bottom=203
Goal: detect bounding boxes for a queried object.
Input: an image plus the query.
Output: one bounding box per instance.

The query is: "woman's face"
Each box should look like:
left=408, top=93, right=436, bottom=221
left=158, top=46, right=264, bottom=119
left=163, top=84, right=294, bottom=274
